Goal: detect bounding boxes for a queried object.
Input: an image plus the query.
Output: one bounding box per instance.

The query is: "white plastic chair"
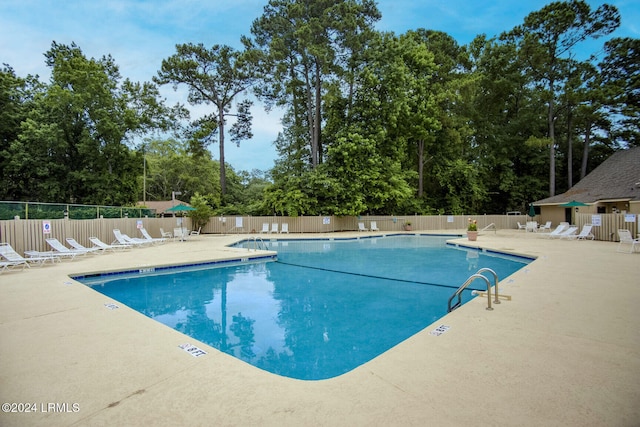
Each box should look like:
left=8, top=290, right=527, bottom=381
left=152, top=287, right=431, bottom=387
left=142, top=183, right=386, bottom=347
left=173, top=228, right=187, bottom=241
left=271, top=223, right=278, bottom=234
left=370, top=221, right=379, bottom=231
left=261, top=223, right=269, bottom=233
left=617, top=229, right=640, bottom=253
left=281, top=223, right=289, bottom=234
left=556, top=226, right=578, bottom=239
left=89, top=237, right=130, bottom=251
left=45, top=238, right=86, bottom=258
left=66, top=238, right=102, bottom=254
left=140, top=228, right=167, bottom=244
left=113, top=229, right=150, bottom=246
left=358, top=222, right=368, bottom=232
left=541, top=224, right=568, bottom=238
left=539, top=221, right=552, bottom=232
left=0, top=243, right=55, bottom=267
left=569, top=224, right=595, bottom=241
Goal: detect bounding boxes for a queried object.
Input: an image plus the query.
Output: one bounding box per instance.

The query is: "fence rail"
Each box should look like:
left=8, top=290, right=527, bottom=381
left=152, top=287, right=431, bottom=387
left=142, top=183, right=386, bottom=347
left=1, top=213, right=636, bottom=256
left=0, top=201, right=155, bottom=220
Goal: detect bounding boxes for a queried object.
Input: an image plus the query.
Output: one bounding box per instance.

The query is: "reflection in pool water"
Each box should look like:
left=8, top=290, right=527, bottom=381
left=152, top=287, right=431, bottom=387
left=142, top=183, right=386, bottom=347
left=81, top=236, right=531, bottom=380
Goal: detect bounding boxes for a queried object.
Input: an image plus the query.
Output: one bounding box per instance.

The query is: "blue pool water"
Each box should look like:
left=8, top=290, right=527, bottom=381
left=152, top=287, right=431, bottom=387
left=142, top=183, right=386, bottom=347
left=77, top=235, right=531, bottom=380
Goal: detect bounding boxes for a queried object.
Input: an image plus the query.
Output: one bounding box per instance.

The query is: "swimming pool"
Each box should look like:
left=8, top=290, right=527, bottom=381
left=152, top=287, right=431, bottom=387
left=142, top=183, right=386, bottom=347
left=76, top=235, right=531, bottom=380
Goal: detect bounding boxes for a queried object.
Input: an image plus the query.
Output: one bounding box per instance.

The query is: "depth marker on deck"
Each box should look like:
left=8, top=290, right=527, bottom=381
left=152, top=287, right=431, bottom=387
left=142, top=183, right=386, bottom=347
left=429, top=324, right=450, bottom=336
left=179, top=343, right=207, bottom=357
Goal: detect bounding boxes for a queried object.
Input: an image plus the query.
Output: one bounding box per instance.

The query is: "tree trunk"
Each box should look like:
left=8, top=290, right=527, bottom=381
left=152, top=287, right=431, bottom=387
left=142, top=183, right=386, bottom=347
left=218, top=103, right=226, bottom=196
left=314, top=61, right=322, bottom=165
left=548, top=92, right=556, bottom=197
left=304, top=64, right=316, bottom=168
left=566, top=107, right=573, bottom=188
left=417, top=139, right=424, bottom=198
left=581, top=123, right=591, bottom=180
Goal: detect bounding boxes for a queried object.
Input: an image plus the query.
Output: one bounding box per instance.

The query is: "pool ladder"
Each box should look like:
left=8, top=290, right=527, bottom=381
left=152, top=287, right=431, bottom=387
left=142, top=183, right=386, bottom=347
left=447, top=268, right=500, bottom=312
left=248, top=236, right=268, bottom=251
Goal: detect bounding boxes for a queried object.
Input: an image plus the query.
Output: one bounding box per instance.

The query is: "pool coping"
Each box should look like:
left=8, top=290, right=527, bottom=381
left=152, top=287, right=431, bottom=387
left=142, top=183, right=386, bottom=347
left=1, top=230, right=639, bottom=426
left=70, top=253, right=277, bottom=281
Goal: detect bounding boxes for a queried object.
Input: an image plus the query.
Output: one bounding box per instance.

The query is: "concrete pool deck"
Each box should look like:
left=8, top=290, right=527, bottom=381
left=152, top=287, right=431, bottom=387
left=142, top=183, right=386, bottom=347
left=1, top=230, right=639, bottom=426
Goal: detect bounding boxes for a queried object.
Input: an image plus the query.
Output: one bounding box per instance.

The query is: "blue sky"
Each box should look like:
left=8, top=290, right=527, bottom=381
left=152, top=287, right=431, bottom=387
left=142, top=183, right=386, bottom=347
left=1, top=0, right=638, bottom=172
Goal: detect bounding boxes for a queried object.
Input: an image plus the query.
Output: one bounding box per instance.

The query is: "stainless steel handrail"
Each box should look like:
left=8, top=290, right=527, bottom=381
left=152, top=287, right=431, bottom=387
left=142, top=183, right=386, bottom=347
left=248, top=237, right=267, bottom=251
left=448, top=268, right=499, bottom=312
left=476, top=268, right=500, bottom=305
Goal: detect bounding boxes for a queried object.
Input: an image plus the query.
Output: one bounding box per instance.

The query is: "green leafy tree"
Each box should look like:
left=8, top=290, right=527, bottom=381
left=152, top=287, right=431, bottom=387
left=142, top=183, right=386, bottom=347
left=189, top=192, right=214, bottom=231
left=5, top=42, right=177, bottom=204
left=245, top=0, right=381, bottom=168
left=156, top=43, right=256, bottom=197
left=507, top=0, right=620, bottom=196
left=466, top=35, right=548, bottom=213
left=599, top=37, right=640, bottom=147
left=143, top=138, right=221, bottom=207
left=0, top=66, right=45, bottom=200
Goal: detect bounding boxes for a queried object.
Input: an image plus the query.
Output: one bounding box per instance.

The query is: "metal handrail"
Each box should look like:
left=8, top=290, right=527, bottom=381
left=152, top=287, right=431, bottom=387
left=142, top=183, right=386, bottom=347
left=248, top=237, right=267, bottom=251
left=476, top=268, right=500, bottom=304
left=448, top=268, right=499, bottom=312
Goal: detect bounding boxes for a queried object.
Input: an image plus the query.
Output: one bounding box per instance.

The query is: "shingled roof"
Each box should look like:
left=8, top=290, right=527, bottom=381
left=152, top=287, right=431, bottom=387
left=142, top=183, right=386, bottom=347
left=534, top=146, right=640, bottom=205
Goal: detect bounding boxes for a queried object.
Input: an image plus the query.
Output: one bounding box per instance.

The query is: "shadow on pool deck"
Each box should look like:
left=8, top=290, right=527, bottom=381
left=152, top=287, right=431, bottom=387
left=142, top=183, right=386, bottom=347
left=1, top=230, right=639, bottom=426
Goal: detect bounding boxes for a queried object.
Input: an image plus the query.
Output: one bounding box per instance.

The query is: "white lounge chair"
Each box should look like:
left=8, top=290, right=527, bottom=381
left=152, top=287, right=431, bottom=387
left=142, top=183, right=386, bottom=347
left=89, top=237, right=130, bottom=251
left=160, top=228, right=173, bottom=238
left=140, top=228, right=167, bottom=244
left=541, top=223, right=568, bottom=238
left=281, top=223, right=289, bottom=234
left=46, top=238, right=91, bottom=258
left=370, top=221, right=379, bottom=231
left=568, top=224, right=595, bottom=241
left=190, top=227, right=201, bottom=236
left=556, top=226, right=578, bottom=239
left=25, top=250, right=69, bottom=261
left=0, top=243, right=58, bottom=266
left=271, top=223, right=278, bottom=234
left=617, top=229, right=640, bottom=253
left=517, top=222, right=526, bottom=231
left=261, top=223, right=269, bottom=233
left=113, top=229, right=151, bottom=247
left=0, top=244, right=34, bottom=270
left=0, top=260, right=26, bottom=273
left=358, top=222, right=368, bottom=232
left=66, top=238, right=103, bottom=254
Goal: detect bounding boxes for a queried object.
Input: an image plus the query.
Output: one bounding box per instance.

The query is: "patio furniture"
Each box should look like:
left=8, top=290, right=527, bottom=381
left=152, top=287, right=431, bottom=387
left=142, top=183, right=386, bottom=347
left=89, top=237, right=131, bottom=251
left=617, top=229, right=640, bottom=253
left=66, top=238, right=103, bottom=254
left=568, top=224, right=595, bottom=241
left=140, top=228, right=167, bottom=244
